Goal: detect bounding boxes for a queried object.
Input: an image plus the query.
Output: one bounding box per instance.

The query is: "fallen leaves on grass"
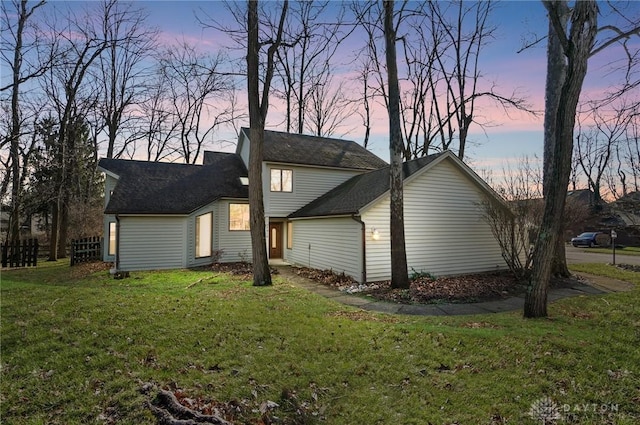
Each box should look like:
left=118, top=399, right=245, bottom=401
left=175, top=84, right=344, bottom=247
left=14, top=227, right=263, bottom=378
left=211, top=263, right=280, bottom=280
left=294, top=266, right=592, bottom=304
left=142, top=381, right=328, bottom=425
left=294, top=266, right=523, bottom=304
left=291, top=267, right=356, bottom=287
left=325, top=310, right=400, bottom=323
left=69, top=261, right=111, bottom=279
left=616, top=263, right=640, bottom=273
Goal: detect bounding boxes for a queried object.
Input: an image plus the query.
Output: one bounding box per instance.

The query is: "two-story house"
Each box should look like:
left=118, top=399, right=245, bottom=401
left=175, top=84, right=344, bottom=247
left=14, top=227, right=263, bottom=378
left=98, top=128, right=509, bottom=282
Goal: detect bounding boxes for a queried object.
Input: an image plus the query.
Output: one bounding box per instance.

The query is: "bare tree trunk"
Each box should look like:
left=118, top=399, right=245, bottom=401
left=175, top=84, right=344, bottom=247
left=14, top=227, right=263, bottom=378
left=542, top=0, right=571, bottom=279
left=57, top=192, right=69, bottom=258
left=525, top=0, right=597, bottom=318
left=48, top=199, right=59, bottom=261
left=384, top=0, right=409, bottom=289
left=247, top=0, right=270, bottom=286
left=246, top=0, right=288, bottom=286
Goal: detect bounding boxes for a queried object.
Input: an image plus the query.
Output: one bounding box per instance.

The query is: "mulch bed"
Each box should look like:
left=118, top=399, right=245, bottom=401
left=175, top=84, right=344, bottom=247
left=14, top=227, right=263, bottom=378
left=291, top=266, right=584, bottom=304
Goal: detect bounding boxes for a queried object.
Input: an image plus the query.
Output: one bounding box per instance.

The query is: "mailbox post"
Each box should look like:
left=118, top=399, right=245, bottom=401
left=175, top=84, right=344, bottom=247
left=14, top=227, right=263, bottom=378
left=611, top=229, right=617, bottom=265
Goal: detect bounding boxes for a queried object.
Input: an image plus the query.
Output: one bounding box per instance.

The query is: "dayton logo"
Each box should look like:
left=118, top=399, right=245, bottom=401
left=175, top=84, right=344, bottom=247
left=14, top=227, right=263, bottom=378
left=528, top=396, right=562, bottom=424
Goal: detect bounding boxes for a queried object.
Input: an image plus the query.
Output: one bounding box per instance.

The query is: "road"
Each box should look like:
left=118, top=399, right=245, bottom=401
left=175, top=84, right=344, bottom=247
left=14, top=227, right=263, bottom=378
left=565, top=245, right=640, bottom=266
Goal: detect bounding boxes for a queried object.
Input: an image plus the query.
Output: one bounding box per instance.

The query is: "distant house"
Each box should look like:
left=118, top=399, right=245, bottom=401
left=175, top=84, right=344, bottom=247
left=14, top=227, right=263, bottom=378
left=98, top=129, right=509, bottom=282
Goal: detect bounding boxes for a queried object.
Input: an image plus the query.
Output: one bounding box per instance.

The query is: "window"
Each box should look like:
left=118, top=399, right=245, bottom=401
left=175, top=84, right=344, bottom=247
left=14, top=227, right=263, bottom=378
left=196, top=212, right=212, bottom=258
left=287, top=222, right=293, bottom=249
left=270, top=168, right=292, bottom=192
left=229, top=204, right=250, bottom=231
left=108, top=222, right=117, bottom=256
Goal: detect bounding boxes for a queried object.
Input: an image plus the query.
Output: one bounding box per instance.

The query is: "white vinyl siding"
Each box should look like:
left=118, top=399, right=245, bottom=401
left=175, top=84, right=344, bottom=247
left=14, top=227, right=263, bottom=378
left=287, top=217, right=362, bottom=283
left=217, top=200, right=253, bottom=263
left=266, top=164, right=363, bottom=217
left=362, top=158, right=507, bottom=282
left=118, top=216, right=187, bottom=271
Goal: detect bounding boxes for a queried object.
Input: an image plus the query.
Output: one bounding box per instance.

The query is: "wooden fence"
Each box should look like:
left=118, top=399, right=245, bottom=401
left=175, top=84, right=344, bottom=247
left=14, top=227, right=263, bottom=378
left=70, top=236, right=103, bottom=266
left=1, top=238, right=39, bottom=268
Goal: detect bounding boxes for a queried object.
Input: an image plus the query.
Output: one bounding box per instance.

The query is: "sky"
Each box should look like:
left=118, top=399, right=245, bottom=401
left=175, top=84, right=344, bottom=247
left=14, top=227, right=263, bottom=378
left=138, top=1, right=549, bottom=167
left=37, top=1, right=640, bottom=178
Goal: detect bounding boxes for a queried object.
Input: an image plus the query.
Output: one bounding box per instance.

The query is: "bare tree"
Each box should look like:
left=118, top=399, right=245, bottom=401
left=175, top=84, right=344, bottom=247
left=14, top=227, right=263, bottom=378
left=39, top=0, right=113, bottom=260
left=525, top=0, right=640, bottom=318
left=575, top=101, right=635, bottom=207
left=482, top=156, right=541, bottom=280
left=95, top=1, right=157, bottom=159
left=305, top=72, right=357, bottom=137
left=159, top=42, right=237, bottom=164
left=356, top=0, right=532, bottom=161
left=1, top=0, right=48, bottom=244
left=272, top=1, right=349, bottom=134
left=135, top=71, right=178, bottom=162
left=247, top=0, right=289, bottom=286
left=384, top=0, right=409, bottom=289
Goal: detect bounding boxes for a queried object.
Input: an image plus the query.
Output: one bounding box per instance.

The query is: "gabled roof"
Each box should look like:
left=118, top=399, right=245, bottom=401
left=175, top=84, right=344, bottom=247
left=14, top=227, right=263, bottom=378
left=240, top=128, right=387, bottom=170
left=99, top=152, right=248, bottom=215
left=289, top=152, right=447, bottom=218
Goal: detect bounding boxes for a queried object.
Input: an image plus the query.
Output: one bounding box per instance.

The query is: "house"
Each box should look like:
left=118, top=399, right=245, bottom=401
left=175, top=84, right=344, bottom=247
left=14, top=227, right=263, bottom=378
left=98, top=128, right=509, bottom=282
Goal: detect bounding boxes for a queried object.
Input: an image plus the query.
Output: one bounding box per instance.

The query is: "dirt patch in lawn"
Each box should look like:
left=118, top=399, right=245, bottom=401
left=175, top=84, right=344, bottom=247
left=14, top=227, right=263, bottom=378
left=290, top=266, right=582, bottom=304
left=210, top=262, right=279, bottom=280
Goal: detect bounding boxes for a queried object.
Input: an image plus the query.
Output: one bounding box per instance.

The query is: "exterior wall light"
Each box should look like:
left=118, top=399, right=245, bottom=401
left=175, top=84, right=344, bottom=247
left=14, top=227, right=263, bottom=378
left=371, top=228, right=380, bottom=241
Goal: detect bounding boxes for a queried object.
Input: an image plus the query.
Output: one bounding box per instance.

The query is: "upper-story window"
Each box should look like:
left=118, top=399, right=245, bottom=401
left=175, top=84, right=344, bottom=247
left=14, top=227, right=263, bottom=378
left=270, top=168, right=292, bottom=192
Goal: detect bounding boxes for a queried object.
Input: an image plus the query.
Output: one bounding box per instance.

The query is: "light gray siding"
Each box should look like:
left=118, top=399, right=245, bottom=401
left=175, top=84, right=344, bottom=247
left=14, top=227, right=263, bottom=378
left=287, top=217, right=363, bottom=282
left=266, top=164, right=362, bottom=217
left=118, top=216, right=187, bottom=271
left=238, top=132, right=250, bottom=167
left=216, top=200, right=253, bottom=263
left=362, top=158, right=507, bottom=281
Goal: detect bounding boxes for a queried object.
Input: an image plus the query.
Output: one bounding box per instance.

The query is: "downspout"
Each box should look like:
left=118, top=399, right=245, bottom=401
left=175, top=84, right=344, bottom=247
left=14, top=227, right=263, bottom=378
left=350, top=214, right=366, bottom=284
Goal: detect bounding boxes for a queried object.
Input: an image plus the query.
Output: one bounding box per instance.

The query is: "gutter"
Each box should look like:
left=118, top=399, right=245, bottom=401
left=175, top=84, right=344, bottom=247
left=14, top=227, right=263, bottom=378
left=350, top=214, right=366, bottom=284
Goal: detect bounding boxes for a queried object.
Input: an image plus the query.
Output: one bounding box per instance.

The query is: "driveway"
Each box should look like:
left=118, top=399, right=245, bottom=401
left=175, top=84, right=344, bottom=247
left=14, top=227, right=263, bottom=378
left=565, top=244, right=640, bottom=265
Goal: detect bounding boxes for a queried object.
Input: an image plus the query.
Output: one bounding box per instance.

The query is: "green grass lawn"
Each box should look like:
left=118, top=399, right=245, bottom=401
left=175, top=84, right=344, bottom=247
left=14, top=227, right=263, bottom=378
left=583, top=246, right=640, bottom=256
left=1, top=261, right=639, bottom=424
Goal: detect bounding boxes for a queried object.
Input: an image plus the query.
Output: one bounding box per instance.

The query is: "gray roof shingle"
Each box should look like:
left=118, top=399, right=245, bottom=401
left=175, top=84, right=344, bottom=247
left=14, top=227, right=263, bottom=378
left=99, top=152, right=248, bottom=215
left=289, top=153, right=445, bottom=218
left=242, top=128, right=387, bottom=170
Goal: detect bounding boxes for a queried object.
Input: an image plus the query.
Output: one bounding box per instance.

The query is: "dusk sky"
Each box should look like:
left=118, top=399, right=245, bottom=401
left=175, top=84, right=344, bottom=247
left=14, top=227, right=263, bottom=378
left=42, top=1, right=639, bottom=175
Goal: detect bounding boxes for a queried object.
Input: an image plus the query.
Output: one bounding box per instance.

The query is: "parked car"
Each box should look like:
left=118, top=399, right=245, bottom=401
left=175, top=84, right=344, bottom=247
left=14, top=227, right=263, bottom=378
left=571, top=232, right=602, bottom=247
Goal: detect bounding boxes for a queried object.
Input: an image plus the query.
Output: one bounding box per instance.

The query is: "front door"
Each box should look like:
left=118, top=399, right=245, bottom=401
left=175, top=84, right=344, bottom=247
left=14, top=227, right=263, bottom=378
left=269, top=223, right=283, bottom=259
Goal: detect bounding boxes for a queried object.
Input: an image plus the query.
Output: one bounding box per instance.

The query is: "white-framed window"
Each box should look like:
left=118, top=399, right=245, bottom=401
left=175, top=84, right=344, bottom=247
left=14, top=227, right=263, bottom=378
left=108, top=222, right=117, bottom=256
left=196, top=212, right=212, bottom=258
left=229, top=204, right=250, bottom=231
left=270, top=168, right=292, bottom=192
left=287, top=222, right=293, bottom=249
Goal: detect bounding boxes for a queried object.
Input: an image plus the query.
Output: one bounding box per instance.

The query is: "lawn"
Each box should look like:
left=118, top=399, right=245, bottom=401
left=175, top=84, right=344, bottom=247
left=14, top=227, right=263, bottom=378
left=1, top=261, right=639, bottom=424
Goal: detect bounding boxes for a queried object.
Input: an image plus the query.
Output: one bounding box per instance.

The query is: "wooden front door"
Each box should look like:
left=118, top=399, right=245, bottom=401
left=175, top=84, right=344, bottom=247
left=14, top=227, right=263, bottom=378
left=269, top=223, right=283, bottom=259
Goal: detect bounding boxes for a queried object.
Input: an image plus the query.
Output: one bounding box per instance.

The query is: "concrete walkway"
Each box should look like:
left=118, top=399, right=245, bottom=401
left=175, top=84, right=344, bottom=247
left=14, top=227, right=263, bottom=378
left=275, top=266, right=635, bottom=316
